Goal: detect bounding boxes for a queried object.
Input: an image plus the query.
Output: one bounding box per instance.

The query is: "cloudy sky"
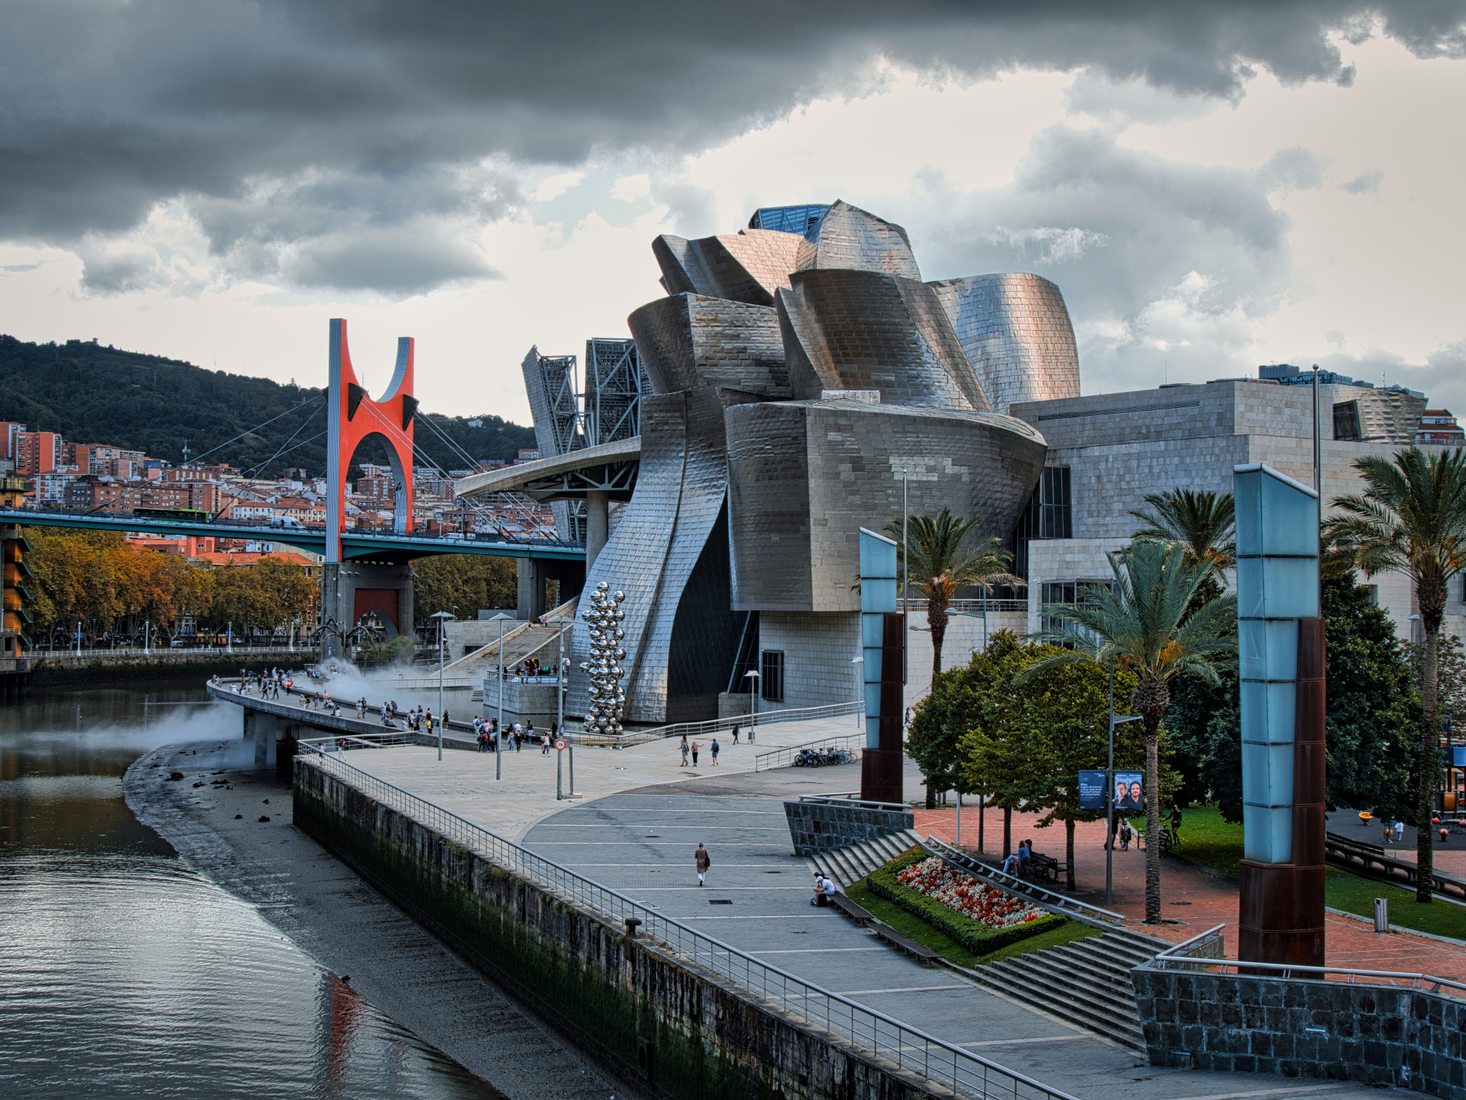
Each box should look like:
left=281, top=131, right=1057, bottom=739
left=3, top=1, right=1465, bottom=423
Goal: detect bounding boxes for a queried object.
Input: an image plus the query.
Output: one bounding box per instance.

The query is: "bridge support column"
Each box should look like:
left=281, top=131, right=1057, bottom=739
left=321, top=561, right=415, bottom=658
left=244, top=708, right=282, bottom=769
left=586, top=491, right=609, bottom=570
left=517, top=559, right=548, bottom=621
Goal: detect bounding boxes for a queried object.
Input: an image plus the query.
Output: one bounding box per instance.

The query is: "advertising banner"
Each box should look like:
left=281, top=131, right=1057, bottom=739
left=1078, top=769, right=1107, bottom=811
left=1114, top=770, right=1143, bottom=811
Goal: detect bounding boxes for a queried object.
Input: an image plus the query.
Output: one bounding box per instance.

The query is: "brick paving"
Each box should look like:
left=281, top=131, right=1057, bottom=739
left=914, top=805, right=1466, bottom=987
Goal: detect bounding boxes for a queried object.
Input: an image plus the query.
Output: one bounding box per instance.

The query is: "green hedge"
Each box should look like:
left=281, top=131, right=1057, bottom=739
left=866, top=850, right=1064, bottom=957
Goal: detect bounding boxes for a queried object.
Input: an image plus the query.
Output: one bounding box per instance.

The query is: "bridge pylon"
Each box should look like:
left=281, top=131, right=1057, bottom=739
left=322, top=320, right=419, bottom=658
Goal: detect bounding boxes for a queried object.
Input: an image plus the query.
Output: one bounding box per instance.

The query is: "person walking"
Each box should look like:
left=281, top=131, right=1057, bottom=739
left=694, top=842, right=711, bottom=887
left=731, top=724, right=740, bottom=745
left=710, top=738, right=720, bottom=766
left=691, top=740, right=701, bottom=767
left=679, top=735, right=690, bottom=767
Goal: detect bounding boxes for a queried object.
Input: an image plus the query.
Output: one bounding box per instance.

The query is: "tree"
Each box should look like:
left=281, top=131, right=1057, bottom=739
left=884, top=508, right=1019, bottom=677
left=1032, top=539, right=1237, bottom=923
left=1128, top=488, right=1236, bottom=575
left=413, top=554, right=517, bottom=632
left=1330, top=446, right=1466, bottom=902
left=960, top=639, right=1143, bottom=889
left=1167, top=569, right=1417, bottom=822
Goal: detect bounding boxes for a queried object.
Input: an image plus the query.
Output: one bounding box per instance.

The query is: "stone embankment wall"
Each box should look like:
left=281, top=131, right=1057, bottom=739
left=293, top=761, right=940, bottom=1100
left=784, top=799, right=915, bottom=856
left=1132, top=965, right=1460, bottom=1098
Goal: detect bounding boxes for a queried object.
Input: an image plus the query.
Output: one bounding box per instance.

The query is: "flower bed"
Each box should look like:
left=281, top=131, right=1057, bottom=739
left=866, top=850, right=1064, bottom=957
left=897, top=856, right=1047, bottom=929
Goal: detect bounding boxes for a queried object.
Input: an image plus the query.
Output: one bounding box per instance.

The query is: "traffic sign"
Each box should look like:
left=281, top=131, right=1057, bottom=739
left=554, top=738, right=567, bottom=752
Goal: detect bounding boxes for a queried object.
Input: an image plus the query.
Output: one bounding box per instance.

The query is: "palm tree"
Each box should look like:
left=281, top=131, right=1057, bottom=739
left=884, top=509, right=1019, bottom=677
left=1328, top=446, right=1466, bottom=903
left=1030, top=539, right=1236, bottom=923
left=1128, top=488, right=1236, bottom=578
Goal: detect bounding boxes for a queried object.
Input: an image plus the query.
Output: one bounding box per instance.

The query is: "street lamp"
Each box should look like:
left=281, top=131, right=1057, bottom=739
left=1106, top=665, right=1142, bottom=906
left=548, top=615, right=573, bottom=735
left=431, top=610, right=456, bottom=762
left=945, top=605, right=988, bottom=659
left=851, top=654, right=864, bottom=730
left=744, top=668, right=760, bottom=742
left=490, top=612, right=514, bottom=781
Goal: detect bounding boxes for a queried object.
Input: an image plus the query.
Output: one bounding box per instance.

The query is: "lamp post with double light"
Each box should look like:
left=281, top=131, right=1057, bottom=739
left=490, top=612, right=514, bottom=780
left=1106, top=665, right=1142, bottom=906
left=431, top=610, right=456, bottom=762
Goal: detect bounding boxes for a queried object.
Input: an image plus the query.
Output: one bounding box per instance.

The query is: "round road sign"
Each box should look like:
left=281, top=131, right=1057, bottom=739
left=554, top=738, right=568, bottom=751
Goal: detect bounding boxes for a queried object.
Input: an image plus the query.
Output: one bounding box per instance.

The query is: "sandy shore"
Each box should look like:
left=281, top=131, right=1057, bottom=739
left=124, top=737, right=635, bottom=1100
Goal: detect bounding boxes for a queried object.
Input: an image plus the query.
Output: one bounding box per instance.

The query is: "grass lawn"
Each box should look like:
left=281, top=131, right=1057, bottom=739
left=843, top=879, right=1100, bottom=969
left=1163, top=805, right=1466, bottom=942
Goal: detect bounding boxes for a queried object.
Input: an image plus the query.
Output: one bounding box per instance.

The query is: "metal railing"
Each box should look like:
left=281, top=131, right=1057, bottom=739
left=922, top=837, right=1131, bottom=929
left=798, top=793, right=909, bottom=812
left=1155, top=924, right=1227, bottom=962
left=754, top=735, right=866, bottom=772
left=1324, top=831, right=1466, bottom=900
left=900, top=597, right=1028, bottom=614
left=295, top=747, right=1077, bottom=1100
left=1148, top=931, right=1466, bottom=997
left=629, top=700, right=861, bottom=745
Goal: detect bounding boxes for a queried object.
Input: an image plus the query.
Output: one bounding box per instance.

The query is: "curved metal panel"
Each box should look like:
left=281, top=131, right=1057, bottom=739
left=727, top=399, right=1045, bottom=612
left=929, top=273, right=1080, bottom=415
left=652, top=229, right=802, bottom=306
left=628, top=294, right=790, bottom=401
left=793, top=200, right=922, bottom=280
left=777, top=270, right=990, bottom=411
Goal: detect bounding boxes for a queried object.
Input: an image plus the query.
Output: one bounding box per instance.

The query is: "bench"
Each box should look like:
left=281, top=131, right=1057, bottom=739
left=830, top=892, right=875, bottom=926
left=868, top=923, right=942, bottom=967
left=1029, top=853, right=1062, bottom=883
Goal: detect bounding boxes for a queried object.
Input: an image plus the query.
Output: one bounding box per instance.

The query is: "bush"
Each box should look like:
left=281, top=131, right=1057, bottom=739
left=865, top=849, right=1064, bottom=957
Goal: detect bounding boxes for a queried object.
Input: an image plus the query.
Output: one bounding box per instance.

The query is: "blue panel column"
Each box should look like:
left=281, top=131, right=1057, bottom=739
left=1234, top=462, right=1325, bottom=967
left=859, top=528, right=903, bottom=803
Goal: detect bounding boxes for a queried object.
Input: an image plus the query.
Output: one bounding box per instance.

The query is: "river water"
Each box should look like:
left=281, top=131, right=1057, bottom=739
left=0, top=683, right=502, bottom=1099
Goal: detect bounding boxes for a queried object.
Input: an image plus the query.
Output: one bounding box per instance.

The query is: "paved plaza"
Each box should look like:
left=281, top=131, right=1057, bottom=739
left=318, top=708, right=1429, bottom=1100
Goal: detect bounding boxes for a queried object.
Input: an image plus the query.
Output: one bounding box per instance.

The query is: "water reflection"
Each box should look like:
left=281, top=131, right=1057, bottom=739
left=0, top=685, right=500, bottom=1099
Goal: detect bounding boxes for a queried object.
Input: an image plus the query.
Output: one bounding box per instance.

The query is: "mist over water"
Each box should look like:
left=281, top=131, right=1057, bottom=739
left=0, top=682, right=499, bottom=1098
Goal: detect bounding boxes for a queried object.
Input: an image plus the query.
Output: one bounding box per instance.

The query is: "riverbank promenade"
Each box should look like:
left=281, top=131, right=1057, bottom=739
left=299, top=708, right=1425, bottom=1100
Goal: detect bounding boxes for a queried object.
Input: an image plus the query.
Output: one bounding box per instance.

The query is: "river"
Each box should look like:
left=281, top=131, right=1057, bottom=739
left=0, top=682, right=505, bottom=1099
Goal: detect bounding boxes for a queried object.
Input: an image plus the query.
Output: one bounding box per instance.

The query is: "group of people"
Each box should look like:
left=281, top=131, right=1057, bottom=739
left=467, top=716, right=561, bottom=754
left=677, top=734, right=721, bottom=766
left=1001, top=838, right=1038, bottom=877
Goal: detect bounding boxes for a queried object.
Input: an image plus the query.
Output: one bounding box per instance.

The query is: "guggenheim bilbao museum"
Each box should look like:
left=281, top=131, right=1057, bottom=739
left=460, top=201, right=1449, bottom=726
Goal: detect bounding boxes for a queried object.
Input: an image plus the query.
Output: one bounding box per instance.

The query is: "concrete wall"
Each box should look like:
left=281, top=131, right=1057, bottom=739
left=294, top=762, right=943, bottom=1100
left=784, top=799, right=916, bottom=856
left=1132, top=965, right=1460, bottom=1097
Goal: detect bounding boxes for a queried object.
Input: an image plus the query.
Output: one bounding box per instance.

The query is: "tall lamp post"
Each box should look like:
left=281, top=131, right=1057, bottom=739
left=431, top=610, right=456, bottom=762
left=851, top=654, right=863, bottom=730
left=1106, top=665, right=1142, bottom=906
left=945, top=606, right=988, bottom=660
left=490, top=612, right=514, bottom=781
left=744, top=668, right=760, bottom=741
left=548, top=615, right=573, bottom=735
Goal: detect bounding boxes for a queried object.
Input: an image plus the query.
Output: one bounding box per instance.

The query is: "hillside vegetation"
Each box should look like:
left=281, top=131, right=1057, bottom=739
left=0, top=334, right=535, bottom=477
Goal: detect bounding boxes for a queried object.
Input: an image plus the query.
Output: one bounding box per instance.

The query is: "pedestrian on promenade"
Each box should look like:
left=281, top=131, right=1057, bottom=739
left=731, top=724, right=740, bottom=745
left=679, top=736, right=690, bottom=767
left=695, top=842, right=711, bottom=887
left=691, top=740, right=701, bottom=766
left=710, top=738, right=720, bottom=765
left=541, top=733, right=551, bottom=755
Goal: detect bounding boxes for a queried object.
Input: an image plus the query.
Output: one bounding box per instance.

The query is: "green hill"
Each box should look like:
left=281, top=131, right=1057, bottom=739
left=0, top=334, right=536, bottom=477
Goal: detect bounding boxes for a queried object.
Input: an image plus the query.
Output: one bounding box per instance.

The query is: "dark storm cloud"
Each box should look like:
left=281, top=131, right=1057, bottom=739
left=3, top=0, right=1463, bottom=293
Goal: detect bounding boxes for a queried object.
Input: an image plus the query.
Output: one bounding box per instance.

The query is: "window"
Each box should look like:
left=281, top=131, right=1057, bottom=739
left=1039, top=579, right=1111, bottom=644
left=1014, top=466, right=1072, bottom=576
left=759, top=650, right=785, bottom=703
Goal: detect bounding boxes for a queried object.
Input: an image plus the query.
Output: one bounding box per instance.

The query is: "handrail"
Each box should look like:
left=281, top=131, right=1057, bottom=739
left=798, top=793, right=908, bottom=812
left=922, top=836, right=1131, bottom=928
left=295, top=747, right=1079, bottom=1100
left=630, top=700, right=861, bottom=744
left=1156, top=923, right=1227, bottom=960
left=1149, top=945, right=1466, bottom=996
left=1324, top=830, right=1466, bottom=900
left=754, top=735, right=865, bottom=772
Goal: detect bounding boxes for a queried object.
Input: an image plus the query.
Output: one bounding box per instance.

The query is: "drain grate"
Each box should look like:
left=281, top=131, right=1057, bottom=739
left=709, top=899, right=734, bottom=905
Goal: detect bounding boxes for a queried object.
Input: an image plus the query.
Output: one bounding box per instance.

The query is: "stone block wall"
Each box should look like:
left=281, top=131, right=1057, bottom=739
left=759, top=611, right=860, bottom=708
left=294, top=761, right=942, bottom=1100
left=784, top=799, right=916, bottom=856
left=1132, top=965, right=1462, bottom=1098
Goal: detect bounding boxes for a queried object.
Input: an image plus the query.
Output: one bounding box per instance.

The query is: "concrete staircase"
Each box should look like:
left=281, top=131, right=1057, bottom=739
left=803, top=829, right=923, bottom=886
left=966, top=928, right=1158, bottom=1051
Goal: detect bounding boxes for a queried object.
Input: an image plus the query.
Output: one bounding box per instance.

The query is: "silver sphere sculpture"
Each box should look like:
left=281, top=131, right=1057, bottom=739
left=581, top=585, right=628, bottom=736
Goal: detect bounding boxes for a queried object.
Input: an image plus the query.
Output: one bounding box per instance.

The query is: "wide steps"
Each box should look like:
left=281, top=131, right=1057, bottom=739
left=805, top=828, right=923, bottom=886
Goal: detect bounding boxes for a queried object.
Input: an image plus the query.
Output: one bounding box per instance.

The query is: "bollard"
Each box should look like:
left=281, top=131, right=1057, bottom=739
left=624, top=917, right=642, bottom=938
left=1373, top=896, right=1389, bottom=933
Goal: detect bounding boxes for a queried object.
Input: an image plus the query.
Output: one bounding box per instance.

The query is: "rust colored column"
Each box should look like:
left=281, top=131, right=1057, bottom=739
left=1238, top=618, right=1327, bottom=967
left=861, top=611, right=905, bottom=804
